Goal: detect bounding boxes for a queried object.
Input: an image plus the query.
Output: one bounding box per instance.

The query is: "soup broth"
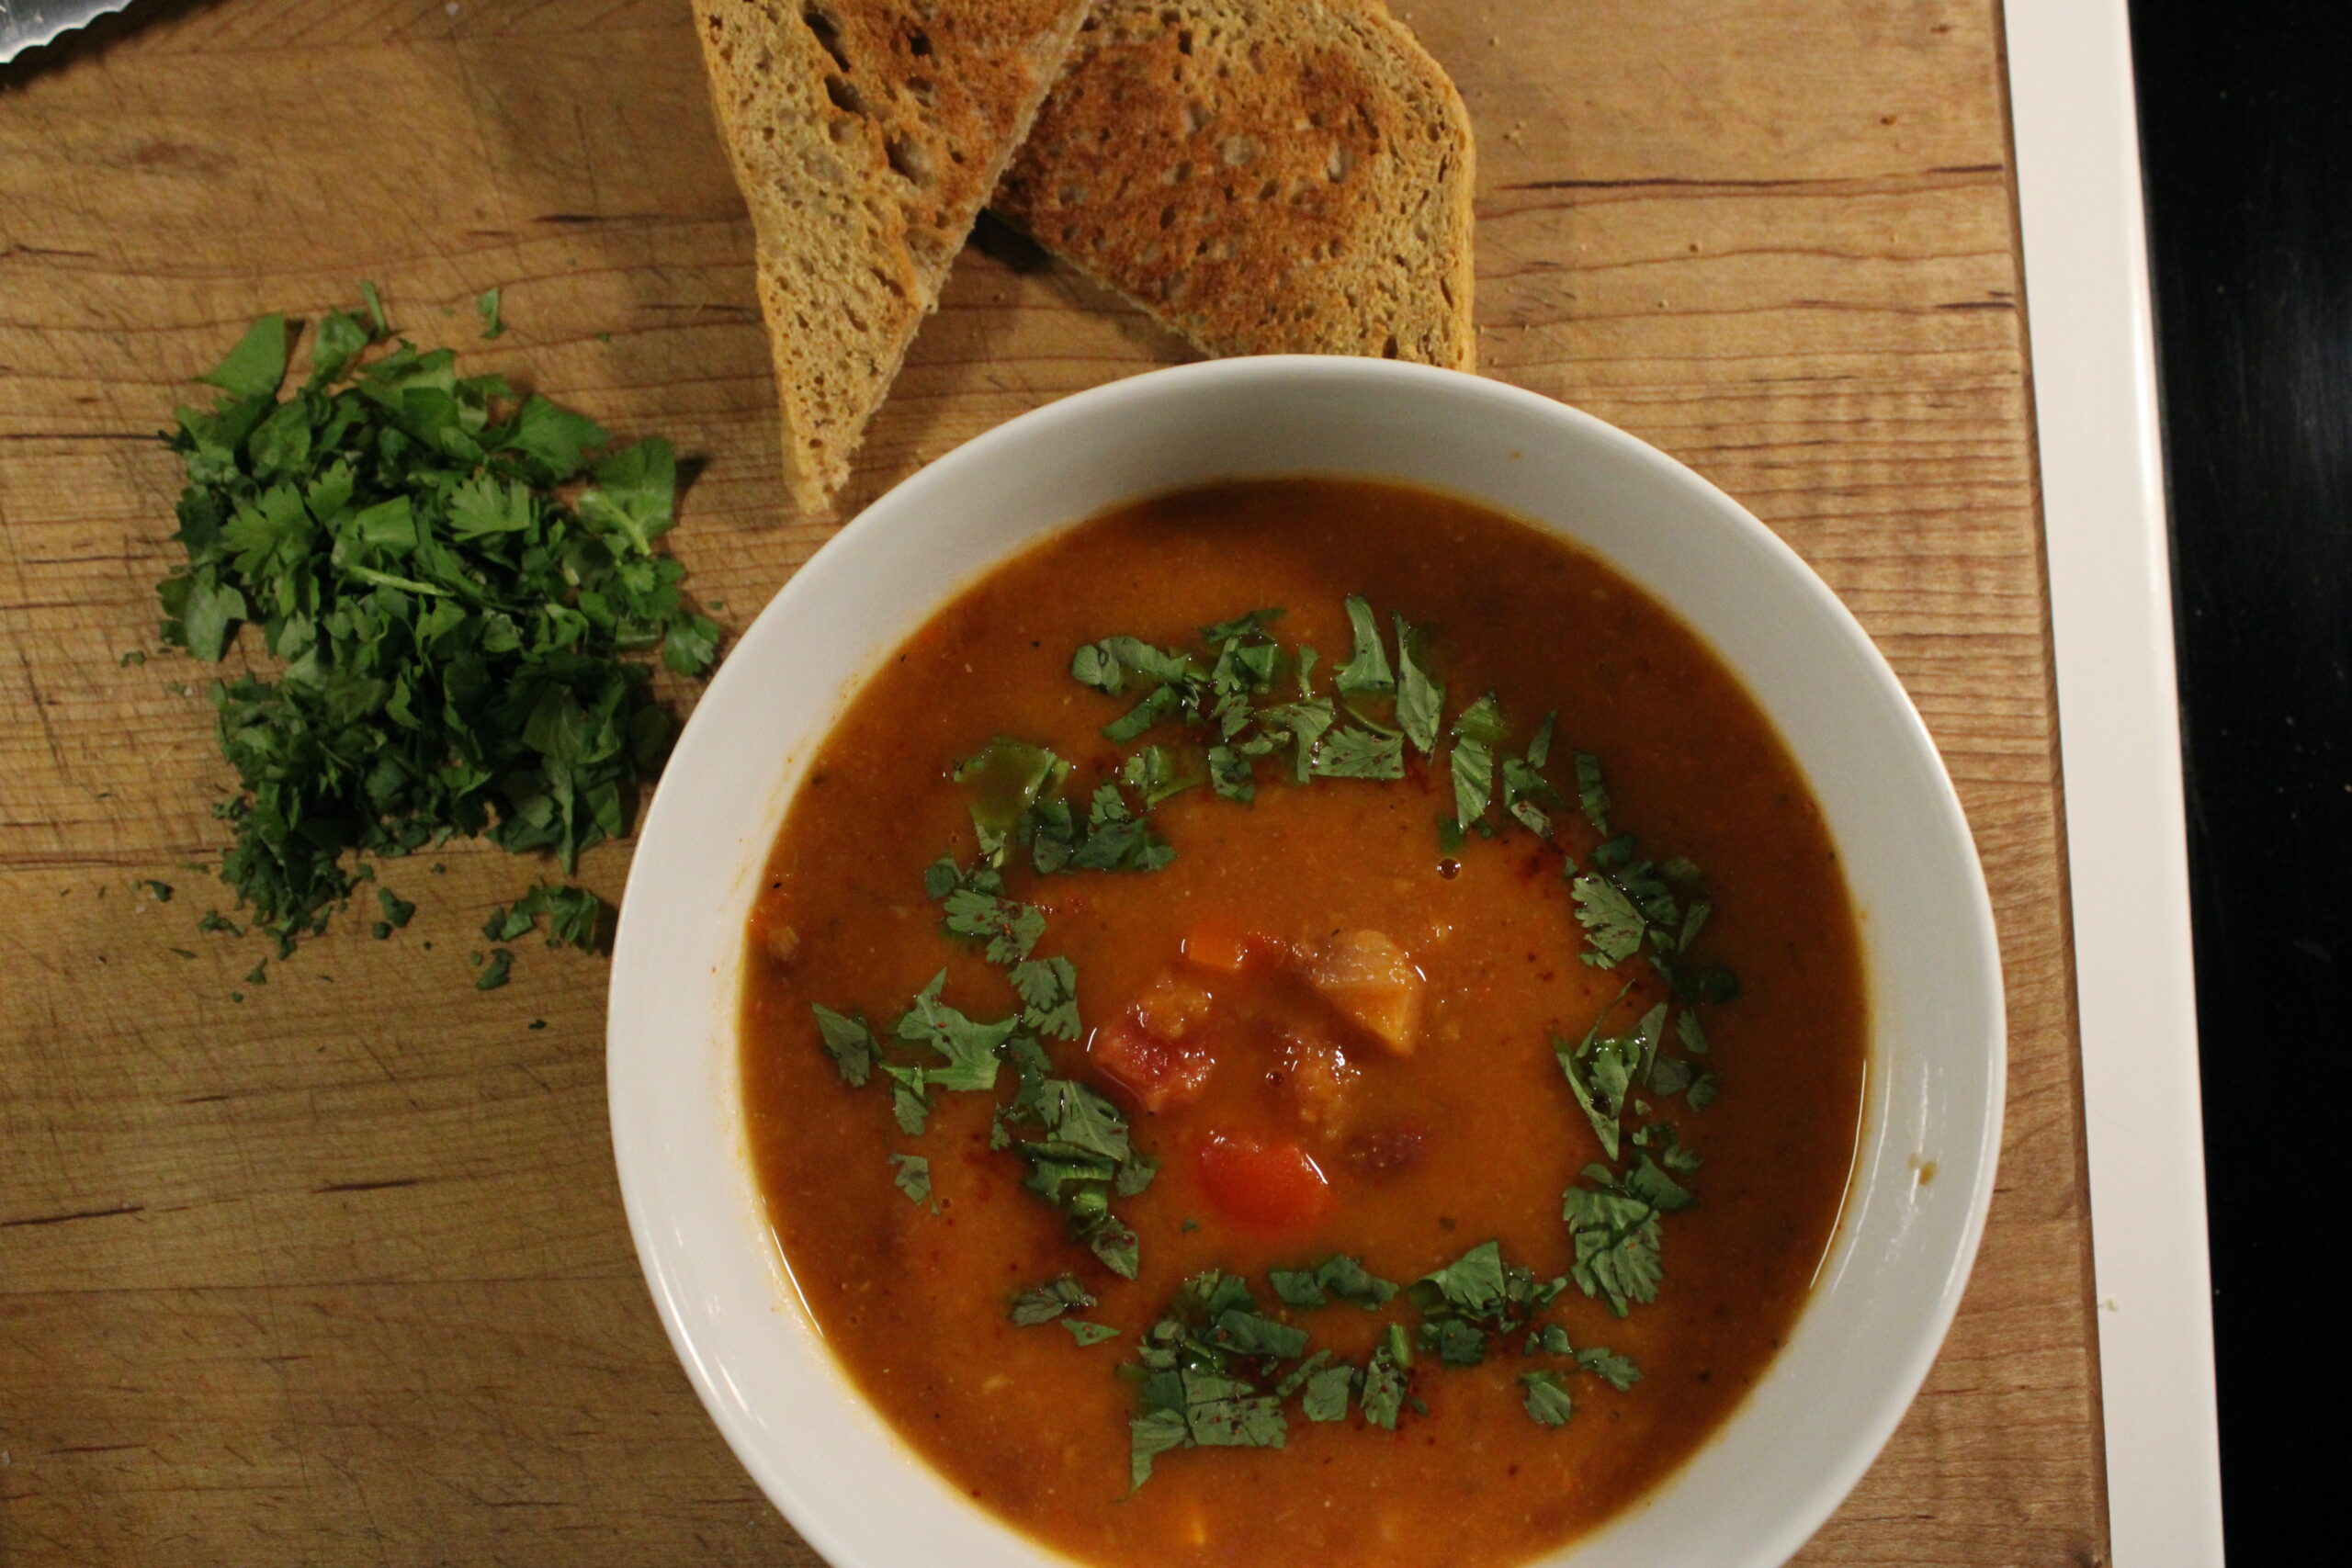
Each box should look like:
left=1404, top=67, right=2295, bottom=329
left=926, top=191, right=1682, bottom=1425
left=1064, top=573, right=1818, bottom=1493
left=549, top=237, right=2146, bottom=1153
left=739, top=479, right=1867, bottom=1568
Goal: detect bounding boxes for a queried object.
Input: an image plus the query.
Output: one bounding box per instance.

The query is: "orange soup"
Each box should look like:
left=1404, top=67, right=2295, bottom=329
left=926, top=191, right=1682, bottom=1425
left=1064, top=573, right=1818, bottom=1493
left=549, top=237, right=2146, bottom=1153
left=740, top=479, right=1867, bottom=1567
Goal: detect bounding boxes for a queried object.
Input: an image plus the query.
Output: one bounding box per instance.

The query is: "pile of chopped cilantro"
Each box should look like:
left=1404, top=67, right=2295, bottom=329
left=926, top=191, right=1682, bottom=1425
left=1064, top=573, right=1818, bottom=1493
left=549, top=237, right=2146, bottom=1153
left=154, top=295, right=717, bottom=957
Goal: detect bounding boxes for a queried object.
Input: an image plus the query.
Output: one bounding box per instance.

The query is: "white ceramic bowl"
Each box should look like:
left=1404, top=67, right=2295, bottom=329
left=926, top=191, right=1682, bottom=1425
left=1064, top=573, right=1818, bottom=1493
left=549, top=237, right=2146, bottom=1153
left=608, top=357, right=2004, bottom=1568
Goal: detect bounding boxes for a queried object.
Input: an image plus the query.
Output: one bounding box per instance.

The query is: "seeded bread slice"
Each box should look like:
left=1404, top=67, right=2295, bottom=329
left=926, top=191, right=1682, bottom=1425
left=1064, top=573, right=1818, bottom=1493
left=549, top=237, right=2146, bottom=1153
left=691, top=0, right=1092, bottom=513
left=991, top=0, right=1475, bottom=369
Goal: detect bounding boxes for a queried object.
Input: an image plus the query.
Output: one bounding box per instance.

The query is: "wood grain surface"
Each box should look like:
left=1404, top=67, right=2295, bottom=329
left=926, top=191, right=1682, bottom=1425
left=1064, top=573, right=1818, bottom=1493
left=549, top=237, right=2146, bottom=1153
left=0, top=1, right=2109, bottom=1563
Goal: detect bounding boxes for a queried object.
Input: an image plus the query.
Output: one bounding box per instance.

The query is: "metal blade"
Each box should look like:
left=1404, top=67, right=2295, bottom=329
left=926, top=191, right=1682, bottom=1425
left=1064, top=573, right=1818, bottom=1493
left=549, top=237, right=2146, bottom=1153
left=0, top=0, right=138, bottom=65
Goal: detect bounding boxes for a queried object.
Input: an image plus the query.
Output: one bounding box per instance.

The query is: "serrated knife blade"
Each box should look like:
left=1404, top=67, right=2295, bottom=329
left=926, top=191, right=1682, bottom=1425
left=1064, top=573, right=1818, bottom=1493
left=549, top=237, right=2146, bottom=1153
left=0, top=0, right=137, bottom=64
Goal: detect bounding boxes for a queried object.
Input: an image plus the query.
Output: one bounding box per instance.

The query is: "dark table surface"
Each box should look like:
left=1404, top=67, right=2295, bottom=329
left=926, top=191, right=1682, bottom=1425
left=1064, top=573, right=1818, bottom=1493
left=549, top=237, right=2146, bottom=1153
left=2131, top=1, right=2352, bottom=1557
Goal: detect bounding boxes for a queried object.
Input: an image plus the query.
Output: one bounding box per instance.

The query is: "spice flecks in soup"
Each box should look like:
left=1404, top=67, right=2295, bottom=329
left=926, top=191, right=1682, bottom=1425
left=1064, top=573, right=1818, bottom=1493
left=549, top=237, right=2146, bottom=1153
left=740, top=479, right=1866, bottom=1568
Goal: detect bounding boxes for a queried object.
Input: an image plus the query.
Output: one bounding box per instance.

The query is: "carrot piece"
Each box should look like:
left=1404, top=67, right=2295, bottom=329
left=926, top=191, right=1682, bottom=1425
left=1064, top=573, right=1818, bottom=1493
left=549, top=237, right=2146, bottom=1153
left=1197, top=1131, right=1336, bottom=1228
left=1182, top=919, right=1286, bottom=975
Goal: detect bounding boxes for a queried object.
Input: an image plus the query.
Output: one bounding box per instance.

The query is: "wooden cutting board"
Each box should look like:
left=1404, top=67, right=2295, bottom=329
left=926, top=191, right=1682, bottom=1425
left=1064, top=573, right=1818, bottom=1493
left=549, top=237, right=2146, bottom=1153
left=0, top=1, right=2108, bottom=1562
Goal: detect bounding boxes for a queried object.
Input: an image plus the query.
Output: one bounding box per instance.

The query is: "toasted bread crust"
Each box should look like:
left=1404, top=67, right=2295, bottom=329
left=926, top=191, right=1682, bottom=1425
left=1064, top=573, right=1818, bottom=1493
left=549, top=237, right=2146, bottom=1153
left=692, top=0, right=1091, bottom=513
left=993, top=0, right=1475, bottom=368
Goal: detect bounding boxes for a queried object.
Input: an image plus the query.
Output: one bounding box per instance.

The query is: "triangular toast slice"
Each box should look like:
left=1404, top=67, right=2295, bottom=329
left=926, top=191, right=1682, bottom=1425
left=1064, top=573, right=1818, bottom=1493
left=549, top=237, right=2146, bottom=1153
left=991, top=0, right=1476, bottom=368
left=691, top=0, right=1094, bottom=513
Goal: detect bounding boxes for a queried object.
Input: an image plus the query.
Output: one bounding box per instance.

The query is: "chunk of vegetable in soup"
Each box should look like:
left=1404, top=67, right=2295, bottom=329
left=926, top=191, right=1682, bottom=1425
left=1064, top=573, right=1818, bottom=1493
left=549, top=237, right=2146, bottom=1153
left=740, top=479, right=1866, bottom=1568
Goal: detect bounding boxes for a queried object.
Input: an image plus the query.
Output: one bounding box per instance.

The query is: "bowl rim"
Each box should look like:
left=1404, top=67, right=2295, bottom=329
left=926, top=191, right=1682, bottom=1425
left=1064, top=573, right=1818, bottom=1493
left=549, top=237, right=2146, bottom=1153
left=608, top=354, right=2007, bottom=1568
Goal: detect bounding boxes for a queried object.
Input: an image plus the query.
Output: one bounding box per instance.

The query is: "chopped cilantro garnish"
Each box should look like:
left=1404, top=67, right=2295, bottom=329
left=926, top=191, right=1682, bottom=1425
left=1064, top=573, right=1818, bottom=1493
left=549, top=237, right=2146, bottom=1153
left=1392, top=615, right=1444, bottom=753
left=1677, top=1009, right=1710, bottom=1056
left=475, top=949, right=514, bottom=990
left=1268, top=1254, right=1397, bottom=1310
left=1407, top=1240, right=1569, bottom=1368
left=377, top=888, right=415, bottom=929
left=1125, top=1271, right=1306, bottom=1487
left=1415, top=1240, right=1509, bottom=1318
left=1128, top=1408, right=1191, bottom=1491
left=1300, top=1362, right=1356, bottom=1421
left=956, top=737, right=1070, bottom=864
left=1008, top=955, right=1080, bottom=1040
left=1575, top=750, right=1611, bottom=836
left=889, top=1153, right=931, bottom=1205
left=1501, top=714, right=1564, bottom=838
left=1010, top=1273, right=1096, bottom=1325
left=1205, top=744, right=1255, bottom=802
left=1576, top=1346, right=1642, bottom=1391
left=1310, top=725, right=1405, bottom=780
left=1419, top=1316, right=1489, bottom=1367
left=1571, top=873, right=1646, bottom=968
left=137, top=879, right=175, bottom=902
left=1520, top=1370, right=1576, bottom=1427
left=1063, top=1319, right=1119, bottom=1346
left=1359, top=1324, right=1412, bottom=1429
left=1200, top=606, right=1286, bottom=643
left=893, top=972, right=1012, bottom=1093
left=1563, top=1162, right=1683, bottom=1316
left=811, top=1004, right=876, bottom=1087
left=998, top=1076, right=1149, bottom=1278
left=927, top=857, right=1047, bottom=963
left=880, top=1060, right=930, bottom=1135
left=1121, top=744, right=1199, bottom=807
left=1334, top=595, right=1396, bottom=695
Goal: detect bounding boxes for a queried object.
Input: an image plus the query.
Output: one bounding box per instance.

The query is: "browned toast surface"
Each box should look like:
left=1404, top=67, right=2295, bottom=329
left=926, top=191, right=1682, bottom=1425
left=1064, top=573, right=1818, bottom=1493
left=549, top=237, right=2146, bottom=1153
left=993, top=0, right=1476, bottom=368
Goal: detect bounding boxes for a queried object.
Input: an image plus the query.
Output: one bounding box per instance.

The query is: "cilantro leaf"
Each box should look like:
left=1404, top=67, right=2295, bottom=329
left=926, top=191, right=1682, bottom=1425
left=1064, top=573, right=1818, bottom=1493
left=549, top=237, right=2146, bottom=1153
left=1120, top=744, right=1198, bottom=807
left=1576, top=1347, right=1642, bottom=1391
left=1010, top=1273, right=1096, bottom=1325
left=1300, top=1363, right=1356, bottom=1421
left=1414, top=1240, right=1509, bottom=1319
left=199, top=313, right=289, bottom=400
left=1521, top=1371, right=1576, bottom=1427
left=477, top=288, right=505, bottom=340
left=1393, top=615, right=1444, bottom=753
left=1360, top=1325, right=1411, bottom=1429
left=1066, top=783, right=1175, bottom=873
left=1575, top=750, right=1611, bottom=836
left=956, top=737, right=1069, bottom=863
left=812, top=1004, right=876, bottom=1087
left=1063, top=1319, right=1119, bottom=1346
left=1205, top=744, right=1255, bottom=802
left=1334, top=595, right=1395, bottom=695
left=1200, top=607, right=1285, bottom=644
left=1311, top=727, right=1405, bottom=780
left=893, top=974, right=1014, bottom=1092
left=1453, top=691, right=1509, bottom=747
left=1271, top=1254, right=1397, bottom=1310
left=1419, top=1317, right=1490, bottom=1367
left=881, top=1060, right=930, bottom=1135
left=1009, top=956, right=1080, bottom=1040
left=1677, top=1009, right=1710, bottom=1056
left=1128, top=1408, right=1190, bottom=1491
left=1571, top=873, right=1645, bottom=967
left=1563, top=1163, right=1670, bottom=1316
left=1501, top=715, right=1563, bottom=838
left=889, top=1153, right=931, bottom=1204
